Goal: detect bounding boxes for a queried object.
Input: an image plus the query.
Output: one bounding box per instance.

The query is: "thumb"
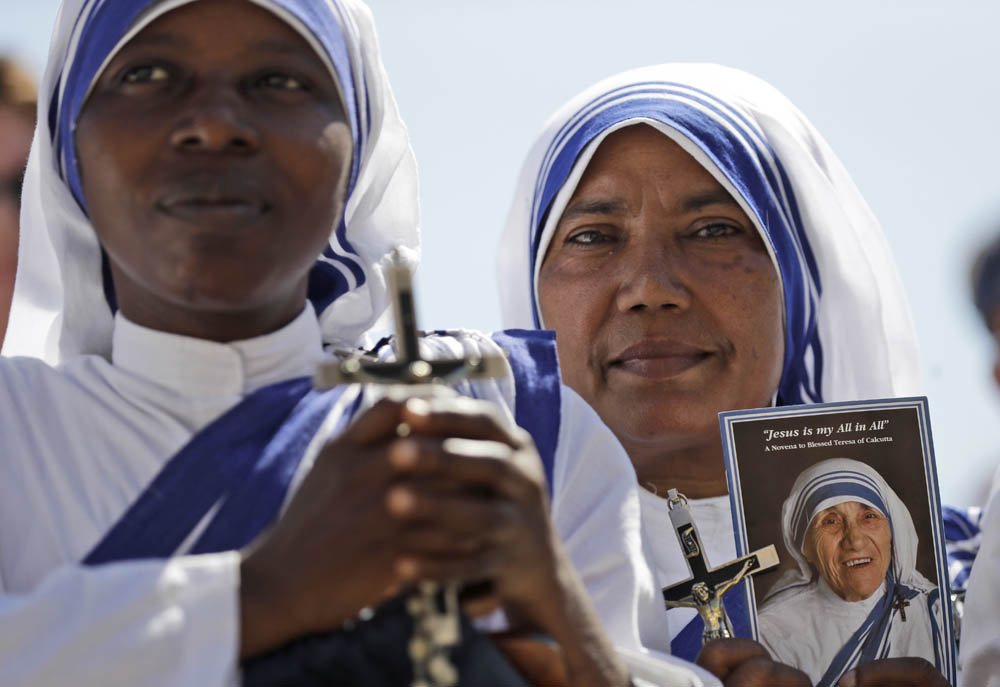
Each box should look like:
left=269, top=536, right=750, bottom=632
left=341, top=398, right=406, bottom=445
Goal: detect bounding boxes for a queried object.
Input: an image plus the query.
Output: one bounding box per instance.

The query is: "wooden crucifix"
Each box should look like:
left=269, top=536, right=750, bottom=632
left=662, top=488, right=780, bottom=645
left=315, top=248, right=506, bottom=687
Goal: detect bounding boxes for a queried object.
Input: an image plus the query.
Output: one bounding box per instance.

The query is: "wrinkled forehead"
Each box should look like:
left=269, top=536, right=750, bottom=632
left=56, top=0, right=359, bottom=209
left=530, top=118, right=782, bottom=322
left=808, top=497, right=887, bottom=525
left=532, top=118, right=780, bottom=287
left=790, top=468, right=889, bottom=546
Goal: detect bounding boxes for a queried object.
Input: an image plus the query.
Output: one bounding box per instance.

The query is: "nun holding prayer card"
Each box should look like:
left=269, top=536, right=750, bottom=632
left=719, top=397, right=956, bottom=687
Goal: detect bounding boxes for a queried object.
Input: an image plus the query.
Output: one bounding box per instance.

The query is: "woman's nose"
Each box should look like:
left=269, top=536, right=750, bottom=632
left=840, top=521, right=865, bottom=549
left=615, top=239, right=692, bottom=313
left=169, top=88, right=260, bottom=154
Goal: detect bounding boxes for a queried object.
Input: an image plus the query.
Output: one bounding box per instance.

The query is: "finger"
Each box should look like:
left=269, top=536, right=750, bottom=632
left=387, top=438, right=540, bottom=500
left=387, top=521, right=496, bottom=557
left=491, top=634, right=568, bottom=687
left=460, top=593, right=501, bottom=619
left=339, top=398, right=406, bottom=445
left=394, top=549, right=504, bottom=586
left=386, top=486, right=520, bottom=540
left=725, top=656, right=810, bottom=687
left=388, top=435, right=513, bottom=474
left=838, top=658, right=948, bottom=687
left=401, top=397, right=529, bottom=447
left=696, top=639, right=769, bottom=680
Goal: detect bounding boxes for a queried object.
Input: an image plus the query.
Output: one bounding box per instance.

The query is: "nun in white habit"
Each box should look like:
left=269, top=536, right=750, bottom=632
left=959, top=486, right=1000, bottom=686
left=497, top=63, right=924, bottom=663
left=0, top=2, right=717, bottom=685
left=757, top=459, right=945, bottom=686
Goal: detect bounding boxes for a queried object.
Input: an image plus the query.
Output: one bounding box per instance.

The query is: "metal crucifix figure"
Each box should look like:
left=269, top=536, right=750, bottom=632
left=314, top=248, right=506, bottom=687
left=662, top=488, right=780, bottom=645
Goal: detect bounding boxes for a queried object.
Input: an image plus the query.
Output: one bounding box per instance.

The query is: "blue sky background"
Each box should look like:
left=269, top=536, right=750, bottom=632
left=4, top=0, right=999, bottom=507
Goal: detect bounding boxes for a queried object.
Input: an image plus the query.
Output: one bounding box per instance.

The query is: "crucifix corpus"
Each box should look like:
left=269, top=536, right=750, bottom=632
left=314, top=248, right=507, bottom=687
left=662, top=488, right=780, bottom=645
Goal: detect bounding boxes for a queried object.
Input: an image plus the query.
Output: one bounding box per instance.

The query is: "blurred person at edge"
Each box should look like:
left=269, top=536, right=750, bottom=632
left=958, top=234, right=1000, bottom=687
left=0, top=57, right=35, bottom=346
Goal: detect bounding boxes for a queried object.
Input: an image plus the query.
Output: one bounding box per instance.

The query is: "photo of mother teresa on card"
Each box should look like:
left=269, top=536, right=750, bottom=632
left=719, top=397, right=956, bottom=686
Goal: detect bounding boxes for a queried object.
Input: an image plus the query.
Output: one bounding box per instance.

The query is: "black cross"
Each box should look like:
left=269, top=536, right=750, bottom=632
left=893, top=593, right=910, bottom=622
left=313, top=248, right=506, bottom=687
left=661, top=489, right=779, bottom=629
left=315, top=248, right=505, bottom=390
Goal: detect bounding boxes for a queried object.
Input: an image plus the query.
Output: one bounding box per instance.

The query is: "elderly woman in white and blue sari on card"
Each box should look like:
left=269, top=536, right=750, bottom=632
left=758, top=459, right=945, bottom=687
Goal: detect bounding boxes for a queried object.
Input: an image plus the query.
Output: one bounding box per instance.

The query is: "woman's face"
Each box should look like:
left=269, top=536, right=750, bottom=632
left=0, top=106, right=32, bottom=253
left=803, top=500, right=893, bottom=602
left=75, top=0, right=352, bottom=334
left=0, top=105, right=33, bottom=338
left=537, top=125, right=784, bottom=460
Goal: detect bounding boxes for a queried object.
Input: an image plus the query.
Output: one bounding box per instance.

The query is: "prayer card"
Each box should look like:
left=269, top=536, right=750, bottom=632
left=719, top=397, right=956, bottom=685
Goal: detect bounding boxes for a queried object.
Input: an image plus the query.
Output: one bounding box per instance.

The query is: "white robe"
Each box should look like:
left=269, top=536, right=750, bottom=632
left=758, top=578, right=941, bottom=686
left=639, top=491, right=737, bottom=643
left=959, top=487, right=1000, bottom=687
left=0, top=306, right=717, bottom=686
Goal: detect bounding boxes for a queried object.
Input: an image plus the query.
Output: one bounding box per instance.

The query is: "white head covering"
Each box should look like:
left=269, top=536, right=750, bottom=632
left=774, top=457, right=932, bottom=596
left=3, top=0, right=418, bottom=362
left=498, top=63, right=920, bottom=405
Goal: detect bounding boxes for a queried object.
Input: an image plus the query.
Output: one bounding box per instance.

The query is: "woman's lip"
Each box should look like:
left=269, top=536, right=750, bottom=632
left=608, top=352, right=713, bottom=379
left=606, top=341, right=714, bottom=379
left=157, top=198, right=268, bottom=225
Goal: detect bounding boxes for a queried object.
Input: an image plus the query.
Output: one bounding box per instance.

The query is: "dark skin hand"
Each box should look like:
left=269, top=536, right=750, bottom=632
left=837, top=658, right=950, bottom=687
left=697, top=639, right=810, bottom=686
left=699, top=640, right=950, bottom=687
left=239, top=396, right=628, bottom=687
left=490, top=633, right=569, bottom=686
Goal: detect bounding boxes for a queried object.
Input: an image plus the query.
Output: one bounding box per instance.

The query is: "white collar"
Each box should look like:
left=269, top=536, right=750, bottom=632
left=816, top=575, right=886, bottom=614
left=111, top=304, right=325, bottom=398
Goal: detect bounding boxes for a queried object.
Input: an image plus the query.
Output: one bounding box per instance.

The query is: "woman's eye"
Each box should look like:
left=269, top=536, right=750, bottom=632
left=565, top=228, right=613, bottom=246
left=123, top=65, right=169, bottom=84
left=258, top=73, right=307, bottom=91
left=692, top=223, right=742, bottom=239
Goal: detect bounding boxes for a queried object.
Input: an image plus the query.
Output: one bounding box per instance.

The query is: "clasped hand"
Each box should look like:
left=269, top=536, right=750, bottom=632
left=239, top=395, right=558, bottom=657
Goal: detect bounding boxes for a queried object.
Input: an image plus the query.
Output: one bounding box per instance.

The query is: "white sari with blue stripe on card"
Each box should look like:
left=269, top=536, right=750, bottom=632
left=498, top=63, right=922, bottom=661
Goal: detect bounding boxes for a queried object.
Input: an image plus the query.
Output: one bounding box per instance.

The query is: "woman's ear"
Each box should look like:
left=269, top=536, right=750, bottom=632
left=801, top=533, right=817, bottom=566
